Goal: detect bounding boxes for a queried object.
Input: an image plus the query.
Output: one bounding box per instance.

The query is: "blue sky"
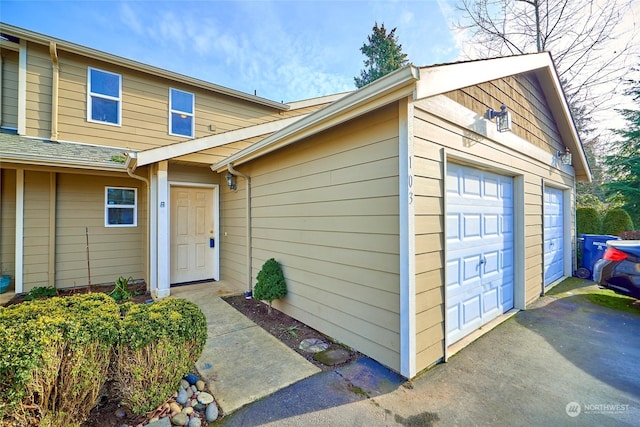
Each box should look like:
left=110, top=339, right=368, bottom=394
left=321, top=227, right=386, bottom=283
left=1, top=0, right=462, bottom=102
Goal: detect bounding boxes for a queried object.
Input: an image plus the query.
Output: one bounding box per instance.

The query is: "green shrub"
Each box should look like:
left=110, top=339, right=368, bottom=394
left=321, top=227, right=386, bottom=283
left=0, top=293, right=120, bottom=426
left=114, top=298, right=207, bottom=414
left=24, top=285, right=58, bottom=301
left=602, top=208, right=634, bottom=236
left=109, top=275, right=133, bottom=301
left=577, top=207, right=602, bottom=235
left=253, top=258, right=287, bottom=315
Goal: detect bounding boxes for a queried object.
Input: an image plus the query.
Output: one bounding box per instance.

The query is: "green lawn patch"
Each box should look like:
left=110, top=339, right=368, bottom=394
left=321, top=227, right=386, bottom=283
left=546, top=277, right=640, bottom=315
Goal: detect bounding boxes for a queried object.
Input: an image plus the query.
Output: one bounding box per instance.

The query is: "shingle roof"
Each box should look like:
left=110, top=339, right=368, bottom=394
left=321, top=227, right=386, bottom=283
left=0, top=132, right=131, bottom=171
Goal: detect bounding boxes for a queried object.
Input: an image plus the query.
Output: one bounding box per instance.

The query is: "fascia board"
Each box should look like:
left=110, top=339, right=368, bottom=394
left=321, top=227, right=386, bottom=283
left=135, top=115, right=309, bottom=166
left=416, top=53, right=551, bottom=99
left=0, top=22, right=289, bottom=111
left=212, top=65, right=420, bottom=172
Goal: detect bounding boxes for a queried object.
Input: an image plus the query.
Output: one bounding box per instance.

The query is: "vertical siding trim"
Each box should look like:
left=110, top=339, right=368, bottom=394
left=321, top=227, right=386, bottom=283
left=150, top=167, right=158, bottom=294
left=15, top=168, right=24, bottom=293
left=48, top=172, right=56, bottom=285
left=157, top=161, right=170, bottom=298
left=49, top=42, right=59, bottom=141
left=17, top=40, right=27, bottom=135
left=399, top=98, right=416, bottom=378
left=514, top=175, right=526, bottom=309
left=442, top=154, right=449, bottom=362
left=0, top=54, right=3, bottom=126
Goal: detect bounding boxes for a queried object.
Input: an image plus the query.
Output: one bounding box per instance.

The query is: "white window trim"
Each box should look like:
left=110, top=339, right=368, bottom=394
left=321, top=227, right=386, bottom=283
left=169, top=87, right=195, bottom=137
left=105, top=186, right=137, bottom=227
left=87, top=67, right=122, bottom=126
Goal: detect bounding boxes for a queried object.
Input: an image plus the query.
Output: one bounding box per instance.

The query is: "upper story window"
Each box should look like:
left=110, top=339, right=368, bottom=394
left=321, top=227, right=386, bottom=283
left=88, top=67, right=121, bottom=126
left=105, top=187, right=137, bottom=227
left=169, top=88, right=194, bottom=137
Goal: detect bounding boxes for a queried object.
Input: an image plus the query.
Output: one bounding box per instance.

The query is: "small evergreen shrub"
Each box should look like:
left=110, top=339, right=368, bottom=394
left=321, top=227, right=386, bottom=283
left=253, top=258, right=287, bottom=315
left=0, top=293, right=120, bottom=426
left=602, top=208, right=634, bottom=236
left=24, top=285, right=58, bottom=301
left=114, top=298, right=207, bottom=414
left=576, top=207, right=602, bottom=235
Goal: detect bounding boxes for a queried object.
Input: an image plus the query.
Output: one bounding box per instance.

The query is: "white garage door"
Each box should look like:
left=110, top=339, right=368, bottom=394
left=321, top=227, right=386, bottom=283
left=446, top=164, right=514, bottom=345
left=544, top=186, right=564, bottom=286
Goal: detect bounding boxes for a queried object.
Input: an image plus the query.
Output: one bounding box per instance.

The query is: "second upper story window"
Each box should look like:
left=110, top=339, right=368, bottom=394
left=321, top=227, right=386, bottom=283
left=88, top=67, right=121, bottom=126
left=169, top=88, right=194, bottom=137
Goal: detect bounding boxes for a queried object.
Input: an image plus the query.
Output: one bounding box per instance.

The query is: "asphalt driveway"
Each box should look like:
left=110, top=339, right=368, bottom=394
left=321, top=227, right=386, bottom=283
left=219, top=281, right=640, bottom=426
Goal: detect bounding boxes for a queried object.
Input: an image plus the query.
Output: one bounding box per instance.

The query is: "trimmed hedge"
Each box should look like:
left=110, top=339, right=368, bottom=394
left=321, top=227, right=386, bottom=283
left=603, top=208, right=634, bottom=236
left=0, top=293, right=120, bottom=426
left=114, top=298, right=208, bottom=414
left=577, top=207, right=602, bottom=235
left=0, top=295, right=207, bottom=426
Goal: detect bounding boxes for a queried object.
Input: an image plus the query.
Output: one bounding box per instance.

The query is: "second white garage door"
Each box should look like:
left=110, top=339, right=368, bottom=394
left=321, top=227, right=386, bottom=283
left=446, top=163, right=515, bottom=345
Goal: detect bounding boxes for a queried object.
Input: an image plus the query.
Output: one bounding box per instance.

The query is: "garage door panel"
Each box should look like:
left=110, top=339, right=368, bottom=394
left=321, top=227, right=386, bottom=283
left=544, top=187, right=564, bottom=285
left=446, top=163, right=515, bottom=345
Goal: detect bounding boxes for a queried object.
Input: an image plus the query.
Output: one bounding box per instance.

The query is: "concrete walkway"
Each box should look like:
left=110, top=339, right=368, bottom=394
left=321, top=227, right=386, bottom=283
left=170, top=282, right=320, bottom=415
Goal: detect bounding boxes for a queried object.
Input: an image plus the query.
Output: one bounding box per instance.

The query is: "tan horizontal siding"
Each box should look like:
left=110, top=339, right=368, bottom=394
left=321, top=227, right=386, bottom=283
left=220, top=103, right=402, bottom=371
left=22, top=171, right=51, bottom=290
left=1, top=49, right=19, bottom=129
left=412, top=98, right=574, bottom=373
left=55, top=173, right=146, bottom=287
left=25, top=43, right=51, bottom=139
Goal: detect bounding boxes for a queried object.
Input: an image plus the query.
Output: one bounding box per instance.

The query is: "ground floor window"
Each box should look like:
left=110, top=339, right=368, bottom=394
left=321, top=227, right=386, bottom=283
left=105, top=187, right=137, bottom=227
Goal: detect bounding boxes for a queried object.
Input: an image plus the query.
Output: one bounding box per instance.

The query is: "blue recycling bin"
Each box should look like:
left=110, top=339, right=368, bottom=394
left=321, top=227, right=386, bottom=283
left=578, top=234, right=620, bottom=279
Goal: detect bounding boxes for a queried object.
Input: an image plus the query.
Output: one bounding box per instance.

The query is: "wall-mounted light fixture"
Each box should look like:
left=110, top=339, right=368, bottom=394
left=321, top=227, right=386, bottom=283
left=486, top=104, right=512, bottom=133
left=225, top=172, right=237, bottom=190
left=557, top=147, right=572, bottom=165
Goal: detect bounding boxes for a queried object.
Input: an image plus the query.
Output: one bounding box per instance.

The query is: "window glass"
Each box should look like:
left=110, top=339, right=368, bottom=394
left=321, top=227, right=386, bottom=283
left=105, top=187, right=136, bottom=227
left=88, top=67, right=121, bottom=125
left=169, top=88, right=194, bottom=137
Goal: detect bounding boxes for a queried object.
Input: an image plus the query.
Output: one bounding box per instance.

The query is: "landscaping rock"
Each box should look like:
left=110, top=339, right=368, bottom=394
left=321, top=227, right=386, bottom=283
left=146, top=418, right=171, bottom=427
left=313, top=348, right=351, bottom=366
left=171, top=412, right=187, bottom=426
left=184, top=373, right=198, bottom=385
left=176, top=388, right=189, bottom=405
left=180, top=379, right=190, bottom=389
left=188, top=417, right=202, bottom=427
left=197, top=391, right=214, bottom=405
left=195, top=379, right=205, bottom=391
left=115, top=407, right=127, bottom=418
left=182, top=406, right=194, bottom=416
left=299, top=338, right=329, bottom=353
left=205, top=403, right=219, bottom=422
left=169, top=402, right=182, bottom=415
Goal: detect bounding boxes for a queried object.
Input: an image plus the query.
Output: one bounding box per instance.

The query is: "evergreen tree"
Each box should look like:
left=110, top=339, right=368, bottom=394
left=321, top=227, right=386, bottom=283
left=354, top=22, right=408, bottom=88
left=604, top=79, right=640, bottom=227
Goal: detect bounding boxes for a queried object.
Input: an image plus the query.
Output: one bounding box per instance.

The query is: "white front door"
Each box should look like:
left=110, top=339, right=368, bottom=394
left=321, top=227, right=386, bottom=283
left=544, top=186, right=564, bottom=286
left=446, top=163, right=514, bottom=345
left=170, top=186, right=215, bottom=284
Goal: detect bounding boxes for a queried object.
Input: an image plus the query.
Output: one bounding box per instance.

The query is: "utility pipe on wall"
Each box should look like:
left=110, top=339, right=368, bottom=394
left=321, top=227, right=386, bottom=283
left=125, top=155, right=152, bottom=294
left=49, top=42, right=59, bottom=141
left=227, top=163, right=252, bottom=295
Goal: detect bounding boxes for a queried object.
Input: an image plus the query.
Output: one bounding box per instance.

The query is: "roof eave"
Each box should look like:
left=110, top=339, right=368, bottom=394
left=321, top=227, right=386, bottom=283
left=1, top=154, right=128, bottom=172
left=212, top=65, right=420, bottom=172
left=0, top=22, right=289, bottom=111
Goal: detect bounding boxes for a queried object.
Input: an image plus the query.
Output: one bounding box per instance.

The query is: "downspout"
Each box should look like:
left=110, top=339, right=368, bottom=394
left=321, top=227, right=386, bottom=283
left=227, top=163, right=252, bottom=296
left=125, top=153, right=151, bottom=293
left=49, top=42, right=59, bottom=141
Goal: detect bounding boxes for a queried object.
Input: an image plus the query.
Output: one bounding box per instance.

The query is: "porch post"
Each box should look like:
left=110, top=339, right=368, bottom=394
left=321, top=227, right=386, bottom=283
left=156, top=161, right=170, bottom=298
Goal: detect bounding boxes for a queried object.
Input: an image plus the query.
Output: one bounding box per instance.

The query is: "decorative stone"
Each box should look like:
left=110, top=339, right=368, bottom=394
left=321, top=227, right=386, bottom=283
left=182, top=407, right=194, bottom=416
left=299, top=338, right=329, bottom=353
left=146, top=418, right=171, bottom=427
left=115, top=407, right=127, bottom=418
left=169, top=402, right=182, bottom=415
left=195, top=380, right=205, bottom=391
left=180, top=379, right=190, bottom=389
left=190, top=399, right=198, bottom=407
left=313, top=348, right=351, bottom=366
left=184, top=373, right=198, bottom=385
left=176, top=388, right=189, bottom=405
left=205, top=403, right=219, bottom=422
left=188, top=418, right=201, bottom=427
left=171, top=412, right=187, bottom=426
left=197, top=391, right=214, bottom=405
left=191, top=385, right=198, bottom=394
